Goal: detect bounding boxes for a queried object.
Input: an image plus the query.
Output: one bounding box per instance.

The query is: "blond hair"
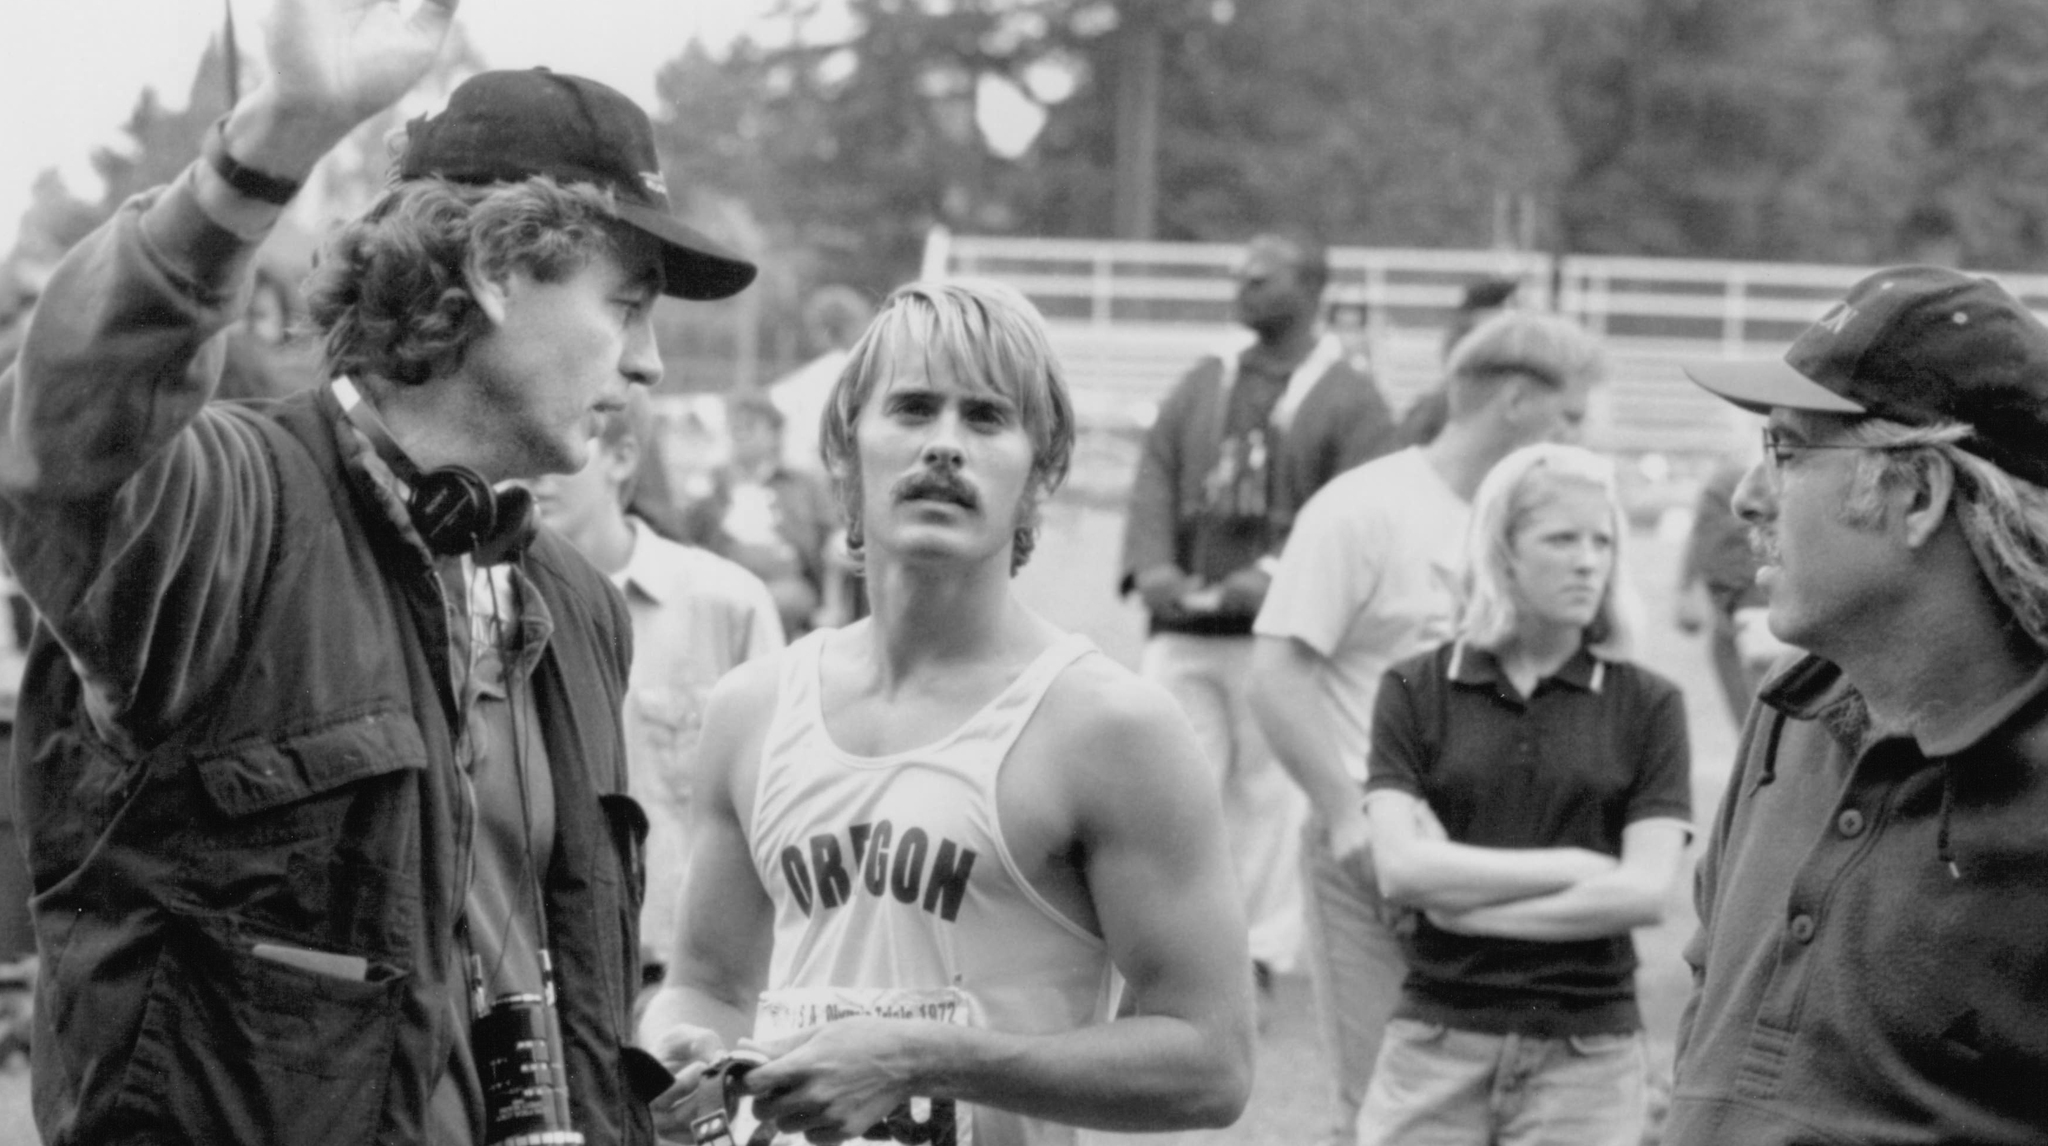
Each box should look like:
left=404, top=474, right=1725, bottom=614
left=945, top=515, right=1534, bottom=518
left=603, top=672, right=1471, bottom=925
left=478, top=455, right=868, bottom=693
left=818, top=279, right=1075, bottom=574
left=1459, top=443, right=1640, bottom=658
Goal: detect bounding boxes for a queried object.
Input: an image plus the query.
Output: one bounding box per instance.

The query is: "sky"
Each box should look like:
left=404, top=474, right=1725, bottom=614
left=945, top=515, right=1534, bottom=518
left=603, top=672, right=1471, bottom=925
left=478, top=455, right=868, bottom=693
left=0, top=0, right=780, bottom=251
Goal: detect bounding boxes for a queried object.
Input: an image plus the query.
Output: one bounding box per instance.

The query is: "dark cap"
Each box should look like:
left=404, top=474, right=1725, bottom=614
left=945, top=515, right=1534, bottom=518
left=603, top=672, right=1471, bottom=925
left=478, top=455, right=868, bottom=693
left=397, top=68, right=756, bottom=301
left=1683, top=265, right=2048, bottom=486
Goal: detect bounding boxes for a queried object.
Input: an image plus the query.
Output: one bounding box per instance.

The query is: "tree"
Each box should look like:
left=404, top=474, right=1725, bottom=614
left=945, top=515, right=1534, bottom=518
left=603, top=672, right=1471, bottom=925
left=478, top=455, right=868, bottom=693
left=1545, top=0, right=1919, bottom=263
left=1869, top=0, right=2048, bottom=270
left=654, top=0, right=1575, bottom=306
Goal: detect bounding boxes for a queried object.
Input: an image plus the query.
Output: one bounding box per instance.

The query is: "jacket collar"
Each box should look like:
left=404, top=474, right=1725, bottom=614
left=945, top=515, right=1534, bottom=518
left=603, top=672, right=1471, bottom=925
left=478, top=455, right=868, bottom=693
left=1760, top=651, right=2048, bottom=758
left=320, top=379, right=438, bottom=566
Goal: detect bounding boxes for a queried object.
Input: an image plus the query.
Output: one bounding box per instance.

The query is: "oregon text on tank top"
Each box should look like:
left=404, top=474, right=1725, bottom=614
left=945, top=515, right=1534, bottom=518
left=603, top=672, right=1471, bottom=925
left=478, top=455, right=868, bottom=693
left=748, top=631, right=1122, bottom=1146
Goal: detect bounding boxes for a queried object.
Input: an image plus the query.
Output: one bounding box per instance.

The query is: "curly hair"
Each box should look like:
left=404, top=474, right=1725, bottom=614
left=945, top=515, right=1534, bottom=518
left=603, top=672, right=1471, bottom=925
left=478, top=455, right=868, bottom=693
left=304, top=177, right=625, bottom=386
left=819, top=279, right=1076, bottom=575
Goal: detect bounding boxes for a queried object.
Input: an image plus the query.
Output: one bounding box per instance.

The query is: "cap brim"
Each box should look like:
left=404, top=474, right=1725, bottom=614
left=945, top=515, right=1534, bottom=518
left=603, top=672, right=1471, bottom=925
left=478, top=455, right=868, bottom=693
left=615, top=202, right=758, bottom=301
left=1680, top=357, right=1866, bottom=416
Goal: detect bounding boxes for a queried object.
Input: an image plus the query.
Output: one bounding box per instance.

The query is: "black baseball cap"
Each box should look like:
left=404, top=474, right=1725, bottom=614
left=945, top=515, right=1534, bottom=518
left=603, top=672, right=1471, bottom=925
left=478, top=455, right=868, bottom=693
left=1683, top=265, right=2048, bottom=486
left=397, top=68, right=756, bottom=301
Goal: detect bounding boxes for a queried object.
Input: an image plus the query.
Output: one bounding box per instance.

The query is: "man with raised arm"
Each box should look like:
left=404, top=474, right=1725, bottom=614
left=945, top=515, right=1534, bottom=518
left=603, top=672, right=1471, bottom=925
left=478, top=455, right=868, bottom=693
left=0, top=1, right=758, bottom=1142
left=641, top=280, right=1254, bottom=1146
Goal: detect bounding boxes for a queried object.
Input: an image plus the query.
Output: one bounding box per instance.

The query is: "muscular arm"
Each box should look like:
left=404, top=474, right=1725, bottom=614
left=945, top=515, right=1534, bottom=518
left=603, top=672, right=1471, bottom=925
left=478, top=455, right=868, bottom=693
left=1425, top=818, right=1693, bottom=941
left=1365, top=789, right=1619, bottom=912
left=733, top=668, right=1255, bottom=1138
left=1250, top=634, right=1369, bottom=858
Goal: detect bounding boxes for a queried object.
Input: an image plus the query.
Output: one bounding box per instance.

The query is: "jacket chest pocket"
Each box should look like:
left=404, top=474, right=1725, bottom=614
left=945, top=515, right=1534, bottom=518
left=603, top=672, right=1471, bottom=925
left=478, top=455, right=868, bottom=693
left=178, top=710, right=431, bottom=956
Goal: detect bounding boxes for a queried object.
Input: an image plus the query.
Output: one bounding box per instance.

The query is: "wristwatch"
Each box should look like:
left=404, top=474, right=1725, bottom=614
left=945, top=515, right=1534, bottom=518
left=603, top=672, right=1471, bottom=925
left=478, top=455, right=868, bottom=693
left=202, top=117, right=301, bottom=206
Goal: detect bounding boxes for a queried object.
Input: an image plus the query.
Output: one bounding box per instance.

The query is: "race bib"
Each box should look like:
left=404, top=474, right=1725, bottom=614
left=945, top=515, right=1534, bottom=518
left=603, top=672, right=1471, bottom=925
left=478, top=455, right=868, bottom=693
left=729, top=986, right=979, bottom=1146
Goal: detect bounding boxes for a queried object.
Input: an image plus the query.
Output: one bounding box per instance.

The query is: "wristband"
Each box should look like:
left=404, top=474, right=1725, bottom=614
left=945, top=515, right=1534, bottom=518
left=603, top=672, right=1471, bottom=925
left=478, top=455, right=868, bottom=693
left=202, top=118, right=301, bottom=206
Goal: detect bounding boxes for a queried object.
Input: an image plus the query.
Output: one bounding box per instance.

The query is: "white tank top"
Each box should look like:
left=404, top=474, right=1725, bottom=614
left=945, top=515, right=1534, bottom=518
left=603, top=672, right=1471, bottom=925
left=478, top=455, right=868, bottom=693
left=746, top=630, right=1122, bottom=1146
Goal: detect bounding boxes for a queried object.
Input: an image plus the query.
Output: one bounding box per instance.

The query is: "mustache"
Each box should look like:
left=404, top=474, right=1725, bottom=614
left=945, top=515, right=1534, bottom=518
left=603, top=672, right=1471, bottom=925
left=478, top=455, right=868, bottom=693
left=1748, top=526, right=1781, bottom=566
left=892, top=470, right=980, bottom=510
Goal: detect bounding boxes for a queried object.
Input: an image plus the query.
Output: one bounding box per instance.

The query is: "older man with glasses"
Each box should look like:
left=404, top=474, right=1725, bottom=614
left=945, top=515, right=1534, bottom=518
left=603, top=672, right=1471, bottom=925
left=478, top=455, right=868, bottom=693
left=1669, top=266, right=2048, bottom=1145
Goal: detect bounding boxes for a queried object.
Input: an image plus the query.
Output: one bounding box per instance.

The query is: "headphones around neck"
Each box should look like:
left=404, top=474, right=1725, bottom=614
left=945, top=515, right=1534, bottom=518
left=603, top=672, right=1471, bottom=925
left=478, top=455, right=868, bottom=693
left=331, top=378, right=536, bottom=566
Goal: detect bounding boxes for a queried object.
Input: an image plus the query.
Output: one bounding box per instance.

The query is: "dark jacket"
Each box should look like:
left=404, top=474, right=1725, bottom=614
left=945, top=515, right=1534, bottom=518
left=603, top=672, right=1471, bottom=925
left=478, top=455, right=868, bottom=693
left=0, top=172, right=655, bottom=1145
left=1668, top=654, right=2048, bottom=1145
left=1120, top=333, right=1394, bottom=636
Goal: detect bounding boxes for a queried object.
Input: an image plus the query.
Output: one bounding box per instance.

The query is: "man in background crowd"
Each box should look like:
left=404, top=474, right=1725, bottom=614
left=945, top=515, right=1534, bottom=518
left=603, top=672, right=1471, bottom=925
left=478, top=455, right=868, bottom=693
left=1250, top=311, right=1608, bottom=1145
left=1670, top=266, right=2048, bottom=1144
left=1674, top=446, right=1784, bottom=724
left=771, top=284, right=875, bottom=473
left=1121, top=231, right=1397, bottom=997
left=528, top=393, right=783, bottom=986
left=683, top=391, right=841, bottom=637
left=1394, top=276, right=1523, bottom=448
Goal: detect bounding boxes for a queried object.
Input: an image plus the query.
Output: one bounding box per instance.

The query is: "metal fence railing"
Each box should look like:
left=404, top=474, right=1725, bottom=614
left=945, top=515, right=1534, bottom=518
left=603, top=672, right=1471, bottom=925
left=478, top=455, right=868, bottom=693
left=929, top=230, right=2048, bottom=461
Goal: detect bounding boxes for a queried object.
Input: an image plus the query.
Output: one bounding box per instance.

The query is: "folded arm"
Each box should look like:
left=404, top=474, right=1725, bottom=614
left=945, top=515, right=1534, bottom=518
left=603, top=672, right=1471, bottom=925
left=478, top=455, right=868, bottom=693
left=1424, top=817, right=1693, bottom=941
left=1366, top=788, right=1621, bottom=912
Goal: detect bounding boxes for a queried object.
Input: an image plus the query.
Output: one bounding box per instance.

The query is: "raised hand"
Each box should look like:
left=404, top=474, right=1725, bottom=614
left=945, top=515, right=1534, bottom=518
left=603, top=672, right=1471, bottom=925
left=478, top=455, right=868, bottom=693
left=262, top=0, right=460, bottom=128
left=216, top=0, right=459, bottom=188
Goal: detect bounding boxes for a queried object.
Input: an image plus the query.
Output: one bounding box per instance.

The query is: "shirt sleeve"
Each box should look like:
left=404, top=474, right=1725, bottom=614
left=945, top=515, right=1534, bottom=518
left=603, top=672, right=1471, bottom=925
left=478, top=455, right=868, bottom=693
left=1625, top=673, right=1695, bottom=827
left=0, top=168, right=279, bottom=747
left=1364, top=659, right=1431, bottom=798
left=1254, top=473, right=1382, bottom=657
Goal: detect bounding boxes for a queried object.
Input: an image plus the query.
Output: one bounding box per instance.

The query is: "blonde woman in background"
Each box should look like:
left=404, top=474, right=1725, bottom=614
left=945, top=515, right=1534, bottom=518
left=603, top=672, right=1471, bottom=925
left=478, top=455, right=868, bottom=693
left=1359, top=444, right=1694, bottom=1146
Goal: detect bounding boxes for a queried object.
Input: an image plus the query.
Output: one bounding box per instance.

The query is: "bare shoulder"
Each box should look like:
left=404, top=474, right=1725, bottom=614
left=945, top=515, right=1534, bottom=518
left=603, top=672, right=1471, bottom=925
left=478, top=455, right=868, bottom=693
left=1041, top=652, right=1186, bottom=743
left=1035, top=653, right=1207, bottom=802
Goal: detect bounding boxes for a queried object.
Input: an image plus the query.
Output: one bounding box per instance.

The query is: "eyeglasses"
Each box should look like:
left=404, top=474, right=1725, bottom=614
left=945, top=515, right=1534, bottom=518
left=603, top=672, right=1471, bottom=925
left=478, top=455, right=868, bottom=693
left=1759, top=427, right=1921, bottom=471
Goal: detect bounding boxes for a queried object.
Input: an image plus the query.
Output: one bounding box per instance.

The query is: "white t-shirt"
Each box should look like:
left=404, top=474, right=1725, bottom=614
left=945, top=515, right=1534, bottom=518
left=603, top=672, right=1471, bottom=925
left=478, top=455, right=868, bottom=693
left=1253, top=447, right=1470, bottom=782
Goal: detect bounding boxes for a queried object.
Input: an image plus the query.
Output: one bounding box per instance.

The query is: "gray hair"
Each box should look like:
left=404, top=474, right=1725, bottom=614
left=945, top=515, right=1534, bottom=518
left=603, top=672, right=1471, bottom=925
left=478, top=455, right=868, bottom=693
left=1811, top=412, right=2048, bottom=649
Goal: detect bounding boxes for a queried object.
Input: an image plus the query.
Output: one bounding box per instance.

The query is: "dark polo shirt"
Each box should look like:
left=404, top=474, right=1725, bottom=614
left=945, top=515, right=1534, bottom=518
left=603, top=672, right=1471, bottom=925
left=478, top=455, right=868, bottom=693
left=1367, top=641, right=1692, bottom=1036
left=1667, top=655, right=2048, bottom=1146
